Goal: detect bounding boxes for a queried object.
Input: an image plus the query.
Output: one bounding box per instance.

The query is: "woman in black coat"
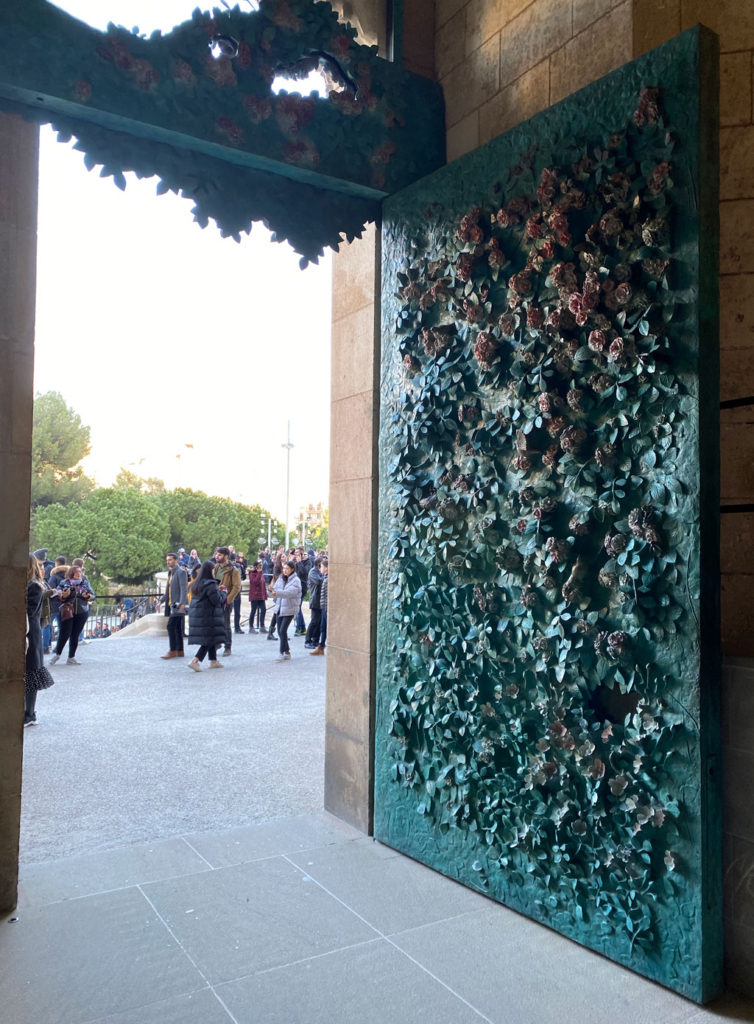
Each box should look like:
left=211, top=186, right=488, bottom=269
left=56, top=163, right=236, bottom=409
left=187, top=561, right=226, bottom=671
left=25, top=553, right=54, bottom=726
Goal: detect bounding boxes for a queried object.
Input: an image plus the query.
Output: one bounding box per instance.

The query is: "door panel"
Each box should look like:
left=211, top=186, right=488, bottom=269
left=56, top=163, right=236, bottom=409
left=375, top=27, right=721, bottom=1002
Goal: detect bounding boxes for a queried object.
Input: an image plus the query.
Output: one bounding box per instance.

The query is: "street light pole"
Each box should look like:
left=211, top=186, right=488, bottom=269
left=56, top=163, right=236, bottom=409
left=282, top=420, right=294, bottom=551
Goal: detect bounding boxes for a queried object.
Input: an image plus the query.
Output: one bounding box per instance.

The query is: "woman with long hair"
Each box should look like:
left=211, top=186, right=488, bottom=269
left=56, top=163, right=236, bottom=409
left=247, top=560, right=268, bottom=633
left=25, top=554, right=55, bottom=725
left=270, top=560, right=302, bottom=662
left=187, top=560, right=226, bottom=671
left=49, top=564, right=94, bottom=665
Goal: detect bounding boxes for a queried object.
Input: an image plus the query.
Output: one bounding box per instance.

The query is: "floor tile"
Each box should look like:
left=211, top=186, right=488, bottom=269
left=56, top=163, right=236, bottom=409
left=390, top=908, right=708, bottom=1024
left=141, top=855, right=377, bottom=984
left=183, top=811, right=362, bottom=869
left=217, top=939, right=489, bottom=1024
left=286, top=837, right=490, bottom=935
left=0, top=887, right=201, bottom=1024
left=18, top=837, right=211, bottom=908
left=87, top=987, right=234, bottom=1024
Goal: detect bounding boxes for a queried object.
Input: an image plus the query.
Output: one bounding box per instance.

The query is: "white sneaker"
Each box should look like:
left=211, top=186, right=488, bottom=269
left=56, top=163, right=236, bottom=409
left=49, top=654, right=60, bottom=665
left=67, top=658, right=81, bottom=665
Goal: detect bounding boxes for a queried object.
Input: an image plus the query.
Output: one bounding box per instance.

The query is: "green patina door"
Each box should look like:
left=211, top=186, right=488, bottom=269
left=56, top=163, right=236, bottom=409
left=375, top=27, right=722, bottom=1003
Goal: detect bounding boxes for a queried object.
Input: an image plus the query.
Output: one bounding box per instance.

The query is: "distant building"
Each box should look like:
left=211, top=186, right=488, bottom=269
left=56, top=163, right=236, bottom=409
left=300, top=502, right=325, bottom=533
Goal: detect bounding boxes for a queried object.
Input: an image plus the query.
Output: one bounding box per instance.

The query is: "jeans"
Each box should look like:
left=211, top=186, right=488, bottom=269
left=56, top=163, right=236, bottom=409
left=167, top=614, right=185, bottom=652
left=277, top=615, right=293, bottom=654
left=295, top=600, right=306, bottom=633
left=319, top=609, right=327, bottom=648
left=305, top=608, right=322, bottom=646
left=222, top=605, right=232, bottom=649
left=233, top=594, right=242, bottom=632
left=55, top=613, right=88, bottom=657
left=250, top=600, right=266, bottom=629
left=42, top=623, right=51, bottom=650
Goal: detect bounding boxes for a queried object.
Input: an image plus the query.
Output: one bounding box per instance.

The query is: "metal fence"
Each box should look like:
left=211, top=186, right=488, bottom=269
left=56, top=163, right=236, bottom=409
left=50, top=592, right=162, bottom=642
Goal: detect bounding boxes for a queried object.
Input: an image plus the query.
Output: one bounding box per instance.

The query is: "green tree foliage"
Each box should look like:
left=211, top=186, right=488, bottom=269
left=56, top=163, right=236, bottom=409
left=33, top=485, right=272, bottom=585
left=309, top=508, right=329, bottom=551
left=31, top=391, right=95, bottom=507
left=33, top=488, right=170, bottom=586
left=114, top=467, right=166, bottom=493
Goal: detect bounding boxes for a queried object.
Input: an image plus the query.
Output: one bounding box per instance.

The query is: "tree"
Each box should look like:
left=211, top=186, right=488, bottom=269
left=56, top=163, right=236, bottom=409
left=33, top=488, right=170, bottom=586
left=114, top=467, right=166, bottom=493
left=155, top=489, right=267, bottom=558
left=309, top=508, right=329, bottom=551
left=31, top=391, right=95, bottom=507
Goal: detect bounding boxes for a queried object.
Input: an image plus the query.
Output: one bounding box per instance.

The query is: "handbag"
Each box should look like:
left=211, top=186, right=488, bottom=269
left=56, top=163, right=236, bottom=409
left=60, top=602, right=74, bottom=621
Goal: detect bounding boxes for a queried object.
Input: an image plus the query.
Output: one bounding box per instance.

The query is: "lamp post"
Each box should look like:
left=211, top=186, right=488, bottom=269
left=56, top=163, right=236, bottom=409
left=282, top=420, right=294, bottom=551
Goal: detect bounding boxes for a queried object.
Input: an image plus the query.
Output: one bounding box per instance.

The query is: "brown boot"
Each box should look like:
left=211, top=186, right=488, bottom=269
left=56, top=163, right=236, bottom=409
left=161, top=651, right=177, bottom=659
left=311, top=646, right=325, bottom=656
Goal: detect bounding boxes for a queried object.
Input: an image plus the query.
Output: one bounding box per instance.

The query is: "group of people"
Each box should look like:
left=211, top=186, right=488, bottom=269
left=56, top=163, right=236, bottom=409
left=24, top=548, right=96, bottom=726
left=161, top=544, right=329, bottom=671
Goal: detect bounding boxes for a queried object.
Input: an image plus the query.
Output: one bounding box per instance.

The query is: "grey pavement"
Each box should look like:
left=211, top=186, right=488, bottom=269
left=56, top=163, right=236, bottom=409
left=6, top=632, right=754, bottom=1023
left=21, top=628, right=325, bottom=863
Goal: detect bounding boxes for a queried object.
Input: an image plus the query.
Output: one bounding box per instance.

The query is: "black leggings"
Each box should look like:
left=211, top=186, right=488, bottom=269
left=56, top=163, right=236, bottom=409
left=55, top=613, right=88, bottom=657
left=251, top=600, right=266, bottom=628
left=196, top=645, right=217, bottom=662
left=277, top=615, right=293, bottom=654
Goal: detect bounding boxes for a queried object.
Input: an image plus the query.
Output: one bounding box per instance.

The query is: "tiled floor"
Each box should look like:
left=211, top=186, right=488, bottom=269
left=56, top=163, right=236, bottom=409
left=3, top=812, right=754, bottom=1024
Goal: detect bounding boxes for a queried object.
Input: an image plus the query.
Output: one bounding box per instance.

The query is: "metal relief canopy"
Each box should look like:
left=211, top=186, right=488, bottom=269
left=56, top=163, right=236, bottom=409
left=0, top=0, right=444, bottom=263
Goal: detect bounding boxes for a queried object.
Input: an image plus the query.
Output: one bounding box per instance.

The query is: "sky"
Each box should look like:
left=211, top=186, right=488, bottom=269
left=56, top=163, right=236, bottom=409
left=34, top=0, right=332, bottom=528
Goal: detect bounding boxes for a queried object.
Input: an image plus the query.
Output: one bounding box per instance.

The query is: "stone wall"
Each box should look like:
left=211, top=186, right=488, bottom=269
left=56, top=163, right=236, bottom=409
left=0, top=112, right=38, bottom=913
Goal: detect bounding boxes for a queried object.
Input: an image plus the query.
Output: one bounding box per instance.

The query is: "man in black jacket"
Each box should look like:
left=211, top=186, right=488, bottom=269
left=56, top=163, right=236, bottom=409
left=294, top=548, right=311, bottom=635
left=304, top=558, right=323, bottom=648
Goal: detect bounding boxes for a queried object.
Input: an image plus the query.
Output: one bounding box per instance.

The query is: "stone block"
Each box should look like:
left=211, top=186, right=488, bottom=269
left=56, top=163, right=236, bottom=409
left=724, top=746, right=754, bottom=840
left=0, top=792, right=20, bottom=913
left=721, top=347, right=754, bottom=403
left=573, top=0, right=625, bottom=36
left=327, top=562, right=375, bottom=654
left=447, top=110, right=480, bottom=162
left=331, top=224, right=378, bottom=324
left=0, top=114, right=39, bottom=229
left=479, top=58, right=549, bottom=143
left=721, top=200, right=754, bottom=274
left=632, top=0, right=681, bottom=58
left=324, top=656, right=373, bottom=836
left=682, top=0, right=754, bottom=53
left=329, top=477, right=376, bottom=568
left=721, top=512, right=754, bottom=576
left=436, top=6, right=466, bottom=80
left=330, top=304, right=379, bottom=404
left=720, top=274, right=754, bottom=351
left=722, top=574, right=754, bottom=658
left=724, top=917, right=754, bottom=998
left=0, top=224, right=38, bottom=347
left=722, top=657, right=754, bottom=753
left=442, top=32, right=500, bottom=128
left=548, top=2, right=632, bottom=104
left=330, top=390, right=378, bottom=485
left=721, top=412, right=754, bottom=501
left=720, top=52, right=753, bottom=128
left=464, top=0, right=533, bottom=58
left=325, top=642, right=373, bottom=739
left=0, top=455, right=32, bottom=568
left=498, top=0, right=572, bottom=89
left=720, top=126, right=754, bottom=202
left=436, top=0, right=468, bottom=31
left=0, top=340, right=34, bottom=455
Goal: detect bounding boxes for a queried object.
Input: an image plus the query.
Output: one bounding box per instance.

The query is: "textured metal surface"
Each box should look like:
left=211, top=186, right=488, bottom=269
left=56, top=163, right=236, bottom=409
left=376, top=28, right=721, bottom=1002
left=0, top=0, right=444, bottom=263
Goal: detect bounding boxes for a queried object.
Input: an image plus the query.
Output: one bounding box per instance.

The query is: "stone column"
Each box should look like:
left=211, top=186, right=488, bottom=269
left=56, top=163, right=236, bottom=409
left=325, top=223, right=380, bottom=833
left=0, top=112, right=38, bottom=912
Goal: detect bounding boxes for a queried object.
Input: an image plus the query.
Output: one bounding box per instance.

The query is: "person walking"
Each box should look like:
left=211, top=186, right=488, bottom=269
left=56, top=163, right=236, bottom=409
left=311, top=558, right=328, bottom=656
left=213, top=547, right=241, bottom=656
left=271, top=561, right=301, bottom=662
left=304, top=557, right=323, bottom=649
left=161, top=552, right=188, bottom=659
left=49, top=565, right=94, bottom=665
left=187, top=561, right=226, bottom=671
left=25, top=554, right=55, bottom=725
left=247, top=560, right=268, bottom=633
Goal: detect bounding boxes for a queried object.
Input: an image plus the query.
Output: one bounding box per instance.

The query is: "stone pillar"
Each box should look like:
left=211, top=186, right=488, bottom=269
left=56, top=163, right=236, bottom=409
left=0, top=112, right=38, bottom=912
left=325, top=223, right=381, bottom=833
